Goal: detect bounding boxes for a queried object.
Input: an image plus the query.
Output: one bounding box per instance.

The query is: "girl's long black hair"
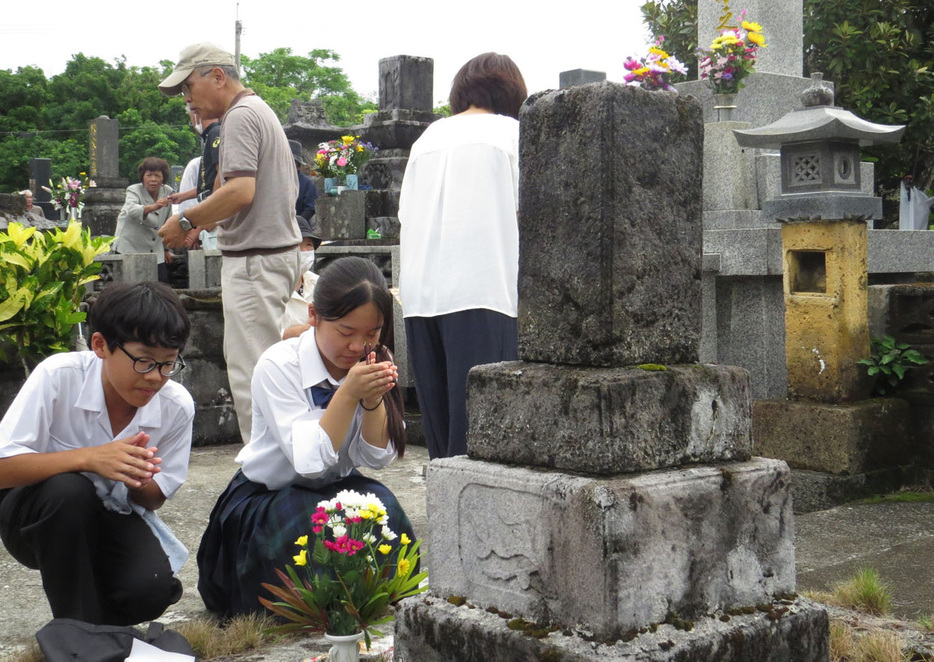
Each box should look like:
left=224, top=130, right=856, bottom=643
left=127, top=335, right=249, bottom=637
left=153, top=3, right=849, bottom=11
left=313, top=257, right=406, bottom=456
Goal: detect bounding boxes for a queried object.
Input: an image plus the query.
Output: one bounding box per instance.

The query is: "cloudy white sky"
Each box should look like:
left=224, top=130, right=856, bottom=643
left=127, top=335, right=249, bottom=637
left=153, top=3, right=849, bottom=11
left=2, top=0, right=652, bottom=101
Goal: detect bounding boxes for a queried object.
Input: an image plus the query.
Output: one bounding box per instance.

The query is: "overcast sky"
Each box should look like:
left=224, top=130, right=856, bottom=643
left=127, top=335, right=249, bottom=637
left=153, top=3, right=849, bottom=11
left=2, top=0, right=652, bottom=102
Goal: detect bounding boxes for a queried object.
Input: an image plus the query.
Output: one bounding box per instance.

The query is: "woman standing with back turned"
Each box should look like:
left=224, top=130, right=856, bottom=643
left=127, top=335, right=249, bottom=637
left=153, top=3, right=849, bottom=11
left=398, top=53, right=527, bottom=459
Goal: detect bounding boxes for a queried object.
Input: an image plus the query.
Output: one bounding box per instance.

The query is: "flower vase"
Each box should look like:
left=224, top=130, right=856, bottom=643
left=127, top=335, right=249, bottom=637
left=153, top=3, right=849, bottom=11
left=713, top=93, right=737, bottom=122
left=324, top=632, right=363, bottom=662
left=324, top=178, right=335, bottom=195
left=345, top=174, right=358, bottom=191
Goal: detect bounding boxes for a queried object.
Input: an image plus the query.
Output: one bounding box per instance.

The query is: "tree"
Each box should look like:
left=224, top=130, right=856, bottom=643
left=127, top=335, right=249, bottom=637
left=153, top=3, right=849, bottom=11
left=642, top=0, right=934, bottom=203
left=241, top=48, right=376, bottom=125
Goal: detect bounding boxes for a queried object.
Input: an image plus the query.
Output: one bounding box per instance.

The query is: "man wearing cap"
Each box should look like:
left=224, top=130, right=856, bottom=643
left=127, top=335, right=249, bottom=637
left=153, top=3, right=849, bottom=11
left=157, top=43, right=301, bottom=444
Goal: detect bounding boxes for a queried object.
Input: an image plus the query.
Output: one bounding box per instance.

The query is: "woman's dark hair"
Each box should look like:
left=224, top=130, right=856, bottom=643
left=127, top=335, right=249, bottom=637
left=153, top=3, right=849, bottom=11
left=88, top=282, right=190, bottom=351
left=450, top=52, right=528, bottom=119
left=137, top=157, right=172, bottom=185
left=313, top=257, right=406, bottom=456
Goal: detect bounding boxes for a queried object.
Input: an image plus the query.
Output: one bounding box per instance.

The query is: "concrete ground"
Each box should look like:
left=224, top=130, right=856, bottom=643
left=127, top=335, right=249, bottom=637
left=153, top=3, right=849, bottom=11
left=1, top=447, right=933, bottom=660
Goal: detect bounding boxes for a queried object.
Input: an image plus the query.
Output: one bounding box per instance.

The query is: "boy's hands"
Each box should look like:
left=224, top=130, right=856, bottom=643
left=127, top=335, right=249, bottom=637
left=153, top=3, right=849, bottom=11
left=85, top=432, right=162, bottom=489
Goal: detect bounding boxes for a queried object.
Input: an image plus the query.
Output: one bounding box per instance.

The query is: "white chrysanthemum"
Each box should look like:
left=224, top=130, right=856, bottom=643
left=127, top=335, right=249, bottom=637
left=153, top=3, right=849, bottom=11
left=333, top=525, right=347, bottom=538
left=363, top=533, right=376, bottom=544
left=381, top=527, right=397, bottom=541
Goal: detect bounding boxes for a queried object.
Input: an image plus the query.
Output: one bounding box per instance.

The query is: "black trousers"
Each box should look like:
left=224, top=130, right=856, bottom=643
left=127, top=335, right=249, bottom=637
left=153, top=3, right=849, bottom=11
left=0, top=473, right=181, bottom=625
left=405, top=309, right=518, bottom=459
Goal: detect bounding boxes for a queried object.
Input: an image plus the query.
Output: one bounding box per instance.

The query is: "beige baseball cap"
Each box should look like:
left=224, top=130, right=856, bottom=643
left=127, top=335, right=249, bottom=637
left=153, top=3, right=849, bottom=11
left=158, top=43, right=236, bottom=95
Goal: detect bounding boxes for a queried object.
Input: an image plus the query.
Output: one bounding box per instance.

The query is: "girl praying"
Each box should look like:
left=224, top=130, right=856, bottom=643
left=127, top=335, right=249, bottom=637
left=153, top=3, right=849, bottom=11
left=197, top=256, right=414, bottom=617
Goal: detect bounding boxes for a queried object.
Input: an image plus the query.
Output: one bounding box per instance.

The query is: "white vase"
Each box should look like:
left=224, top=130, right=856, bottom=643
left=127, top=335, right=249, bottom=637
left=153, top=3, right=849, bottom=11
left=324, top=632, right=363, bottom=662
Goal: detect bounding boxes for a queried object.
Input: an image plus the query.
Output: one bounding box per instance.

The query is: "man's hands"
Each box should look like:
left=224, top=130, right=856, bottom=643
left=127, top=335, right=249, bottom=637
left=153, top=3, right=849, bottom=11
left=159, top=214, right=188, bottom=249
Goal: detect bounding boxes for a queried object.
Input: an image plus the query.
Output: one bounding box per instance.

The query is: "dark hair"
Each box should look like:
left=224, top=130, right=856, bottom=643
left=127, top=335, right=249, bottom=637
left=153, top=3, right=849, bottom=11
left=450, top=52, right=528, bottom=119
left=313, top=257, right=406, bottom=456
left=137, top=157, right=171, bottom=185
left=88, top=282, right=190, bottom=352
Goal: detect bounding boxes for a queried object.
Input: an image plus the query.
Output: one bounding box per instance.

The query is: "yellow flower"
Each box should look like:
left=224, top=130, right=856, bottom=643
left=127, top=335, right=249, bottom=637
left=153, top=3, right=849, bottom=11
left=747, top=31, right=766, bottom=46
left=360, top=510, right=374, bottom=519
left=293, top=549, right=308, bottom=566
left=295, top=535, right=308, bottom=547
left=742, top=20, right=763, bottom=33
left=400, top=533, right=411, bottom=546
left=397, top=558, right=411, bottom=576
left=341, top=135, right=355, bottom=145
left=379, top=544, right=392, bottom=555
left=648, top=47, right=669, bottom=58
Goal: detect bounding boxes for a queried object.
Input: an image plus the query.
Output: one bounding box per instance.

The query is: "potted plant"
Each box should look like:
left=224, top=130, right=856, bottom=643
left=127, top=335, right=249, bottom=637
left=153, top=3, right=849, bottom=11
left=260, top=489, right=427, bottom=660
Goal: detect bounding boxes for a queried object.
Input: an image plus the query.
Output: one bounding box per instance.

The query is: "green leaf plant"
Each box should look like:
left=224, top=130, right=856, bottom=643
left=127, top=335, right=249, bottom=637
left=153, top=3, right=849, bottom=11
left=857, top=334, right=930, bottom=396
left=0, top=221, right=113, bottom=377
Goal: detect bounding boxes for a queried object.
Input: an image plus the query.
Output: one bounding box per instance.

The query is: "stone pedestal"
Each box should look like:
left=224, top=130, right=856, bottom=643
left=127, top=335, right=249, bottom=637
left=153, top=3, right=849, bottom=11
left=395, top=596, right=829, bottom=662
left=83, top=185, right=127, bottom=238
left=426, top=457, right=795, bottom=638
left=466, top=362, right=752, bottom=474
left=187, top=249, right=222, bottom=289
left=753, top=398, right=910, bottom=474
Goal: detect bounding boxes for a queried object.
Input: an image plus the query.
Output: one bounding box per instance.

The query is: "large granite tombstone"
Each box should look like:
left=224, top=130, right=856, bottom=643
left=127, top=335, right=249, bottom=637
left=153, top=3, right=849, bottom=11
left=84, top=116, right=128, bottom=237
left=395, top=83, right=828, bottom=661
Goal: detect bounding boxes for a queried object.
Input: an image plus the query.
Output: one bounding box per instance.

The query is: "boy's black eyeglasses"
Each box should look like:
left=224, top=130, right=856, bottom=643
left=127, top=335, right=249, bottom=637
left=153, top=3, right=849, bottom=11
left=116, top=345, right=186, bottom=377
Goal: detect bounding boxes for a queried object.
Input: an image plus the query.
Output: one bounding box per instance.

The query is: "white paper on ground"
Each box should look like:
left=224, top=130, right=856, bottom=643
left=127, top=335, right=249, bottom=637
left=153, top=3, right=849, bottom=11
left=125, top=638, right=195, bottom=662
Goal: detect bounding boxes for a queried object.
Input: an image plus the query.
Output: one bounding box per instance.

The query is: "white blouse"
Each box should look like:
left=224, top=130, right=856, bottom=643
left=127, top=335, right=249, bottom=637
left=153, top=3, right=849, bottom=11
left=399, top=112, right=520, bottom=319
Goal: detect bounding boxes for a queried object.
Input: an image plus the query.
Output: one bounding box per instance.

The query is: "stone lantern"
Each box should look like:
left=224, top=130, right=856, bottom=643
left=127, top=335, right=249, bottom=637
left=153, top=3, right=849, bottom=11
left=737, top=78, right=911, bottom=502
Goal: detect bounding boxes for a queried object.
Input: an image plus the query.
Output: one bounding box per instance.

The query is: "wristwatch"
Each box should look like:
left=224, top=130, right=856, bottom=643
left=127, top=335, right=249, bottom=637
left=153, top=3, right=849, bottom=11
left=178, top=214, right=193, bottom=231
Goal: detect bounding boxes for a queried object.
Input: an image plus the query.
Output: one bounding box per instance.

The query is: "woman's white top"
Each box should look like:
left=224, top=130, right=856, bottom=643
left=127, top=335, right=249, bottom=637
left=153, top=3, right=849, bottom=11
left=398, top=112, right=520, bottom=319
left=237, top=328, right=396, bottom=490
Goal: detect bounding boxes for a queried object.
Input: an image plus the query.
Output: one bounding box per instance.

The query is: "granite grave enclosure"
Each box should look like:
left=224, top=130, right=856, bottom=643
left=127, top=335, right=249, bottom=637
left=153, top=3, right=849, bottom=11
left=394, top=84, right=829, bottom=661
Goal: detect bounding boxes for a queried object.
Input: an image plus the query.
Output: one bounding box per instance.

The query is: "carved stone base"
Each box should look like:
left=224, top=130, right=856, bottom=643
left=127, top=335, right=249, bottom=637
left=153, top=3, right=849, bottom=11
left=394, top=595, right=829, bottom=661
left=426, top=456, right=795, bottom=640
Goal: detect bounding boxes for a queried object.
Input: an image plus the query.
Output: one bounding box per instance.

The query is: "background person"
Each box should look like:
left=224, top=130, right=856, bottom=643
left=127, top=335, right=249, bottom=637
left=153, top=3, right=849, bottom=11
left=170, top=108, right=221, bottom=250
left=398, top=52, right=527, bottom=460
left=113, top=157, right=175, bottom=282
left=157, top=43, right=301, bottom=444
left=281, top=216, right=320, bottom=340
left=17, top=189, right=45, bottom=225
left=197, top=257, right=414, bottom=618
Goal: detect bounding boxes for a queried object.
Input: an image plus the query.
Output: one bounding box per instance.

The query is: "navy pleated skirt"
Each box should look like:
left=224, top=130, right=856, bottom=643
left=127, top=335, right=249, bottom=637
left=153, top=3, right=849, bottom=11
left=196, top=469, right=415, bottom=618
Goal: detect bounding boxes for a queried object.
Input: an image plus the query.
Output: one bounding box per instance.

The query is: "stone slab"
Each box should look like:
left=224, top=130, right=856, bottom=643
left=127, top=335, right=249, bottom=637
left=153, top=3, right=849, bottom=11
left=378, top=55, right=433, bottom=112
left=677, top=74, right=818, bottom=128
left=703, top=210, right=779, bottom=231
left=316, top=190, right=367, bottom=240
left=704, top=228, right=783, bottom=276
left=466, top=362, right=752, bottom=474
left=394, top=595, right=828, bottom=662
left=94, top=252, right=158, bottom=286
left=426, top=457, right=795, bottom=638
left=703, top=121, right=757, bottom=212
left=186, top=249, right=222, bottom=289
left=518, top=83, right=703, bottom=367
left=753, top=398, right=911, bottom=474
left=559, top=69, right=607, bottom=88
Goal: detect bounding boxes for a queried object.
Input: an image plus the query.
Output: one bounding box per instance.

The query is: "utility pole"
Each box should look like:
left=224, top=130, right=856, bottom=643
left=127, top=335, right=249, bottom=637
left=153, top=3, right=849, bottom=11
left=234, top=4, right=243, bottom=70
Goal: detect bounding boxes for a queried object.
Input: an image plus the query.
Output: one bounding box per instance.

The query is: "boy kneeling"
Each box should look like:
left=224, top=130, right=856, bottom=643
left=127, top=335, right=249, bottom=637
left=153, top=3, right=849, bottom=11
left=0, top=282, right=194, bottom=626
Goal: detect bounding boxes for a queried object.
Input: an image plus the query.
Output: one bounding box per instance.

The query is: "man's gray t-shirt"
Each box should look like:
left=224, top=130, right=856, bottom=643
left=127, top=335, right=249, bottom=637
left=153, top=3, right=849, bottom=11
left=217, top=91, right=300, bottom=252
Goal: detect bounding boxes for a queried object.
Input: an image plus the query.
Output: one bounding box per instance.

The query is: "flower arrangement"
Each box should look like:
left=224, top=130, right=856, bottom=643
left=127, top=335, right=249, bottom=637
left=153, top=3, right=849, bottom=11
left=260, top=489, right=427, bottom=648
left=697, top=13, right=767, bottom=94
left=314, top=136, right=378, bottom=182
left=624, top=37, right=688, bottom=92
left=41, top=173, right=95, bottom=214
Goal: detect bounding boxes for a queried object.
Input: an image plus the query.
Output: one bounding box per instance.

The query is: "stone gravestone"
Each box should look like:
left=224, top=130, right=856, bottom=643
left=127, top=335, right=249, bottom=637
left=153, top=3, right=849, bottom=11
left=394, top=83, right=828, bottom=661
left=559, top=69, right=606, bottom=89
left=83, top=116, right=129, bottom=238
left=28, top=158, right=54, bottom=218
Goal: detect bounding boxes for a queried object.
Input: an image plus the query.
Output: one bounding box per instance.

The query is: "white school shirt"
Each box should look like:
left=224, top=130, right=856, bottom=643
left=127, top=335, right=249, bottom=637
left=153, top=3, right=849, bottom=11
left=0, top=351, right=194, bottom=501
left=236, top=328, right=397, bottom=491
left=0, top=351, right=194, bottom=571
left=398, top=112, right=520, bottom=319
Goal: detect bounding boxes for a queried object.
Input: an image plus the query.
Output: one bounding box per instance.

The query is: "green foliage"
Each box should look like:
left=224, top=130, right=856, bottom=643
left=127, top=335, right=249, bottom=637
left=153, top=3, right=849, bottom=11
left=641, top=0, right=934, bottom=208
left=0, top=222, right=113, bottom=375
left=0, top=48, right=369, bottom=191
left=641, top=0, right=699, bottom=79
left=857, top=335, right=929, bottom=395
left=241, top=48, right=376, bottom=126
